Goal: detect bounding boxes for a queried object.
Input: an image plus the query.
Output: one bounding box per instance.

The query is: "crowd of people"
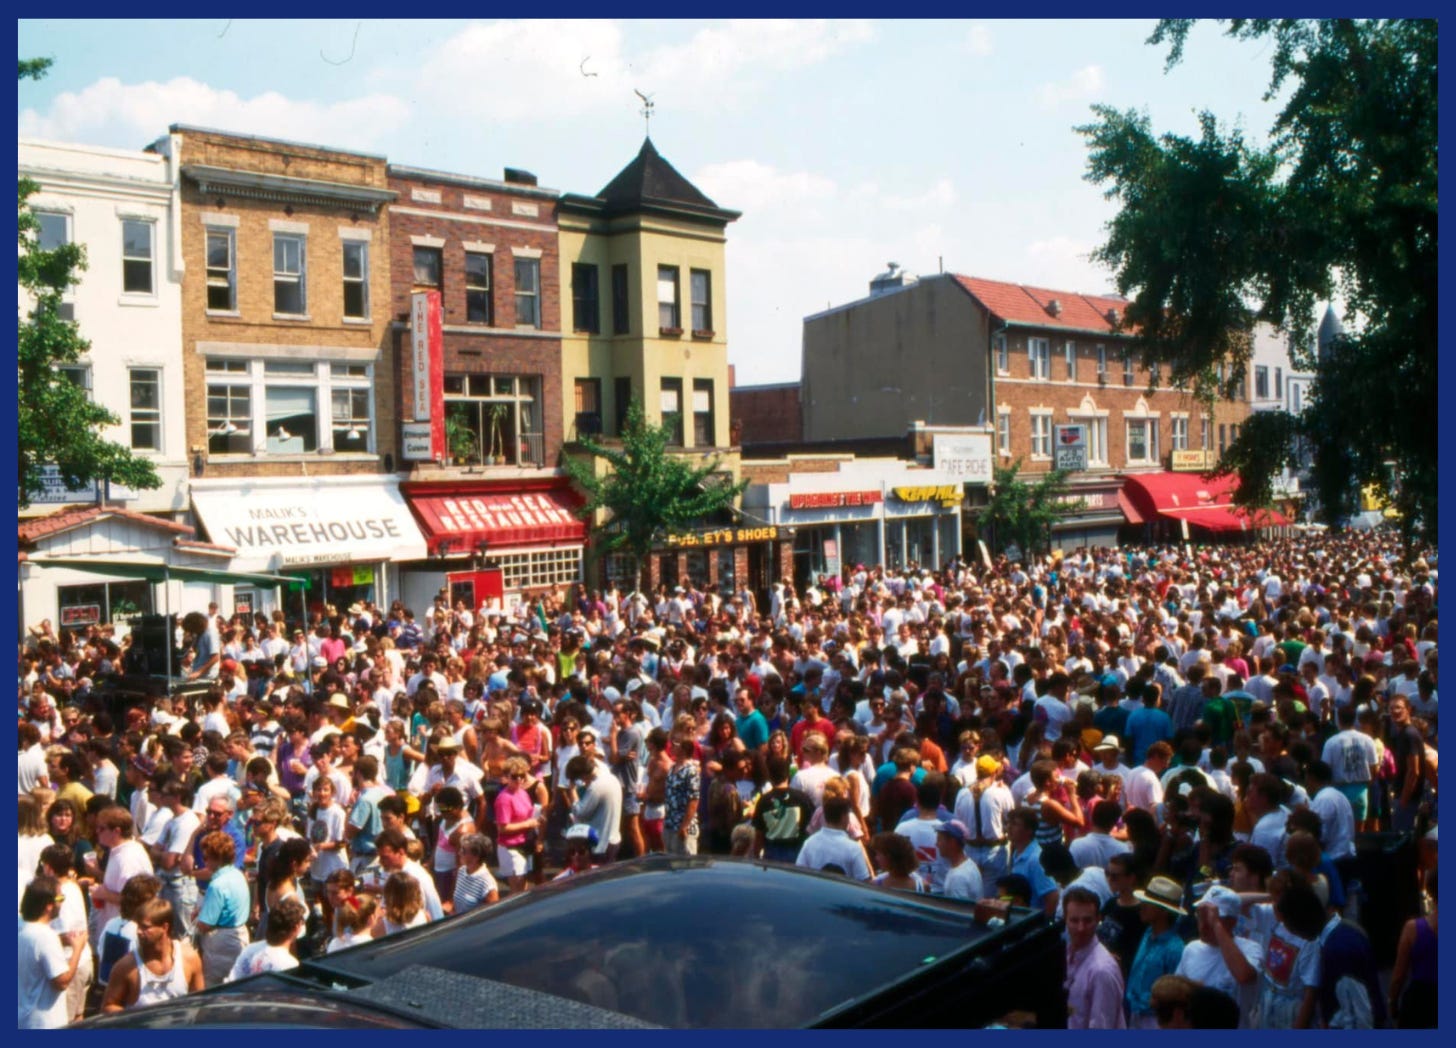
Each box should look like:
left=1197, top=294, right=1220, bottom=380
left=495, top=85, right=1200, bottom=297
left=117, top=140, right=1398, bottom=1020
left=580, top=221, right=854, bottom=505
left=17, top=528, right=1438, bottom=1029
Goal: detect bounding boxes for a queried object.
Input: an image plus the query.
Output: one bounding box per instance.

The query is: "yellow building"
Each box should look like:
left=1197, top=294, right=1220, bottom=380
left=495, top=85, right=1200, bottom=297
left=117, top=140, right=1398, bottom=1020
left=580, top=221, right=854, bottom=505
left=558, top=139, right=773, bottom=592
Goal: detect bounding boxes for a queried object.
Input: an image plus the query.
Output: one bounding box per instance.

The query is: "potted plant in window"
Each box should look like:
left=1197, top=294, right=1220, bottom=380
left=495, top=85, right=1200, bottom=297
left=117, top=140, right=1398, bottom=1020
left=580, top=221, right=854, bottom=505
left=445, top=414, right=475, bottom=466
left=487, top=403, right=508, bottom=465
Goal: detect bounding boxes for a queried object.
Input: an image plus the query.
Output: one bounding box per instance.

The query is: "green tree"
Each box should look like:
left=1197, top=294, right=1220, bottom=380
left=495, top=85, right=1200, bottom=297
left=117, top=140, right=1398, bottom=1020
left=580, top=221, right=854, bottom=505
left=19, top=58, right=161, bottom=506
left=564, top=401, right=746, bottom=591
left=980, top=460, right=1085, bottom=558
left=1079, top=19, right=1436, bottom=542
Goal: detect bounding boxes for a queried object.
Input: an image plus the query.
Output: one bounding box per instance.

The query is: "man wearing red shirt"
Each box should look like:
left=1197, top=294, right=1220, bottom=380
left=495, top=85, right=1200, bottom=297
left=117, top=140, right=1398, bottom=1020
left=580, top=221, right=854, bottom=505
left=790, top=698, right=836, bottom=764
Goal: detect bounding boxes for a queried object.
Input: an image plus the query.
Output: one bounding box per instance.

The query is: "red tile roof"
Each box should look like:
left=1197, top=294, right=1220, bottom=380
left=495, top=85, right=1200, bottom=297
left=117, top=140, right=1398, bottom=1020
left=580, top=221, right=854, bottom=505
left=18, top=505, right=193, bottom=545
left=952, top=274, right=1130, bottom=334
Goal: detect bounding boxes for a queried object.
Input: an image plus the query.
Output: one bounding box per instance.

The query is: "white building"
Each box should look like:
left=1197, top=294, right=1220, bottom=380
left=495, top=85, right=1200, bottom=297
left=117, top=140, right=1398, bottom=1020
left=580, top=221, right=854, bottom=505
left=1248, top=319, right=1319, bottom=503
left=19, top=138, right=189, bottom=515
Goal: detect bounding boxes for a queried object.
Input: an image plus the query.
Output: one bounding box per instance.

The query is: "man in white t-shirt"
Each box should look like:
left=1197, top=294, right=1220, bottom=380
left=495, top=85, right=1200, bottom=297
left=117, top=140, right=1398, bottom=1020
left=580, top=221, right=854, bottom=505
left=935, top=820, right=984, bottom=901
left=88, top=810, right=155, bottom=935
left=226, top=898, right=305, bottom=982
left=1124, top=742, right=1170, bottom=816
left=1175, top=885, right=1261, bottom=1023
left=796, top=793, right=871, bottom=880
left=1033, top=672, right=1074, bottom=743
left=894, top=775, right=948, bottom=892
left=18, top=875, right=86, bottom=1029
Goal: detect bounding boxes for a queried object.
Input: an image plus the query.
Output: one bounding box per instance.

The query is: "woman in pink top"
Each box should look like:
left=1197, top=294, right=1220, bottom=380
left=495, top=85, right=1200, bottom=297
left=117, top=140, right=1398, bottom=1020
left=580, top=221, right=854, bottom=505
left=493, top=757, right=537, bottom=893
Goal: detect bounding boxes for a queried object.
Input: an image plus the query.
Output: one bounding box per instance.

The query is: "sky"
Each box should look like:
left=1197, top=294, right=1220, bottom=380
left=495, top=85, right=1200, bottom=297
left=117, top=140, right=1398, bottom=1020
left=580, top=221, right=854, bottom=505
left=18, top=18, right=1294, bottom=385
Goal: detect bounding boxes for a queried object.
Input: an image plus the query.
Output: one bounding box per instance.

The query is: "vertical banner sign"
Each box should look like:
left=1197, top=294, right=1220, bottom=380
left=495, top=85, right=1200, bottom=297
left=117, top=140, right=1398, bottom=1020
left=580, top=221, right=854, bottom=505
left=410, top=291, right=446, bottom=459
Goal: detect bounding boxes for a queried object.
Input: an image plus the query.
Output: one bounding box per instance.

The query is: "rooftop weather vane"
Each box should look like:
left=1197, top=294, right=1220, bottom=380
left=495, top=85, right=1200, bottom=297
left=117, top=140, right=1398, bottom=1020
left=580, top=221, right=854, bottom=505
left=634, top=89, right=655, bottom=135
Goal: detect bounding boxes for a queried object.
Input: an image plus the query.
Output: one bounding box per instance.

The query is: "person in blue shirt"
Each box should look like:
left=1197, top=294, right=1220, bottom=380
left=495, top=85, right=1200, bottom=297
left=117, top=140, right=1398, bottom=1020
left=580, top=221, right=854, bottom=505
left=1005, top=807, right=1061, bottom=916
left=1126, top=875, right=1189, bottom=1028
left=195, top=831, right=252, bottom=987
left=734, top=687, right=769, bottom=752
left=1124, top=683, right=1173, bottom=766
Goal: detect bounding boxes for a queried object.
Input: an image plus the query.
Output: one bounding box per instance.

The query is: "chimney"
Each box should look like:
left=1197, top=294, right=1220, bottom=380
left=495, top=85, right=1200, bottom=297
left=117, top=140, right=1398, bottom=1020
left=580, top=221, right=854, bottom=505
left=1046, top=299, right=1063, bottom=317
left=728, top=364, right=737, bottom=389
left=1105, top=307, right=1120, bottom=325
left=503, top=167, right=538, bottom=186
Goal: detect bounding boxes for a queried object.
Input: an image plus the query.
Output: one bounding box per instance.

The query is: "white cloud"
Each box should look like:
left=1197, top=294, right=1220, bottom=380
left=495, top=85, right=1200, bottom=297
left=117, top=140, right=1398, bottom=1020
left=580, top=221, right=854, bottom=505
left=883, top=178, right=957, bottom=211
left=693, top=159, right=837, bottom=215
left=963, top=24, right=993, bottom=56
left=1024, top=236, right=1114, bottom=293
left=411, top=19, right=875, bottom=122
left=1036, top=65, right=1105, bottom=108
left=18, top=76, right=409, bottom=151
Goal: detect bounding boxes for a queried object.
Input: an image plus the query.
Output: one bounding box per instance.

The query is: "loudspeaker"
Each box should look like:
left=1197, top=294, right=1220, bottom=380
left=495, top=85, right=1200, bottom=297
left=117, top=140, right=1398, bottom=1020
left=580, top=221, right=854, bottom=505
left=126, top=614, right=172, bottom=676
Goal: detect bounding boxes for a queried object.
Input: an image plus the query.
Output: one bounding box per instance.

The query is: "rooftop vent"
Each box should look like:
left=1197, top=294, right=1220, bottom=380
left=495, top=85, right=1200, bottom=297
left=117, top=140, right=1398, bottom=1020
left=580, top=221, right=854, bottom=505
left=1106, top=307, right=1120, bottom=325
left=869, top=261, right=917, bottom=297
left=1046, top=299, right=1063, bottom=317
left=503, top=167, right=538, bottom=186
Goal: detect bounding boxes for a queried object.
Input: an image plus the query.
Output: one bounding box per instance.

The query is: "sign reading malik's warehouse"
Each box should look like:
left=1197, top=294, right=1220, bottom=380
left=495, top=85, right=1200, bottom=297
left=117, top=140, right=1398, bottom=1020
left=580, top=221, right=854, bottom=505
left=189, top=478, right=428, bottom=570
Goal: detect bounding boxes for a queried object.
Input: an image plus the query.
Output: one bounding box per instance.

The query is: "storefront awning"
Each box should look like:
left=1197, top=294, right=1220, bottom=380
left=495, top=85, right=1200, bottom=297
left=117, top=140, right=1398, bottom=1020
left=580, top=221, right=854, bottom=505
left=1122, top=471, right=1291, bottom=533
left=25, top=558, right=294, bottom=588
left=190, top=477, right=429, bottom=570
left=406, top=485, right=587, bottom=551
left=1116, top=490, right=1146, bottom=526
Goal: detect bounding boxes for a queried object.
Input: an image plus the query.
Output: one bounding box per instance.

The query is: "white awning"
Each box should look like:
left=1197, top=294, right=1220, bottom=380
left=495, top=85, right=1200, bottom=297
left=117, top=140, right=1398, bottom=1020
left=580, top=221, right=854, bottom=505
left=190, top=476, right=428, bottom=571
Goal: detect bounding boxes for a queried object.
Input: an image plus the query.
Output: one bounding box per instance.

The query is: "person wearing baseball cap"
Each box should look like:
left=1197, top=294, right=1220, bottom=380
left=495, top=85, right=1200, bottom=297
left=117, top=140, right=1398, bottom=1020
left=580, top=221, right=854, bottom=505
left=1174, top=884, right=1261, bottom=1017
left=954, top=753, right=1015, bottom=885
left=1126, top=876, right=1189, bottom=1027
left=934, top=819, right=983, bottom=901
left=553, top=823, right=600, bottom=881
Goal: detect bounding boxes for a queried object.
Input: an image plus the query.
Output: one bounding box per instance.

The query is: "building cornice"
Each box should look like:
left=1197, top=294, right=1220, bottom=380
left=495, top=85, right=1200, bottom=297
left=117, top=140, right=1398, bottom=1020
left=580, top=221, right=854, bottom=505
left=181, top=164, right=396, bottom=214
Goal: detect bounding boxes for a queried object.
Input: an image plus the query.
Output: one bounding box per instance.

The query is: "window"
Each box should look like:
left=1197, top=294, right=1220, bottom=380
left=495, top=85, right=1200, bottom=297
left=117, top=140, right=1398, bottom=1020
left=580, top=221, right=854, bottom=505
left=1291, top=384, right=1302, bottom=413
left=1230, top=423, right=1240, bottom=443
left=1071, top=415, right=1109, bottom=466
left=1274, top=367, right=1283, bottom=399
left=205, top=358, right=372, bottom=457
left=692, top=379, right=715, bottom=446
left=1064, top=341, right=1076, bottom=381
left=1219, top=423, right=1227, bottom=454
left=442, top=373, right=542, bottom=466
left=1028, top=338, right=1051, bottom=380
left=1096, top=344, right=1107, bottom=377
left=128, top=368, right=161, bottom=451
left=657, top=266, right=681, bottom=332
left=1255, top=366, right=1269, bottom=399
left=996, top=410, right=1011, bottom=456
left=36, top=211, right=69, bottom=252
left=1126, top=417, right=1158, bottom=465
left=206, top=229, right=235, bottom=312
left=273, top=234, right=306, bottom=315
left=574, top=378, right=602, bottom=436
left=341, top=241, right=368, bottom=319
left=59, top=365, right=91, bottom=398
left=1122, top=350, right=1135, bottom=387
left=58, top=581, right=152, bottom=628
left=994, top=333, right=1009, bottom=374
left=1029, top=412, right=1052, bottom=458
left=690, top=269, right=712, bottom=333
left=1171, top=416, right=1189, bottom=451
left=614, top=376, right=632, bottom=435
left=122, top=218, right=154, bottom=294
left=514, top=257, right=540, bottom=328
left=412, top=246, right=442, bottom=288
left=611, top=264, right=630, bottom=335
left=1200, top=415, right=1212, bottom=450
left=465, top=252, right=493, bottom=325
left=572, top=263, right=600, bottom=334
left=495, top=547, right=583, bottom=591
left=660, top=377, right=684, bottom=445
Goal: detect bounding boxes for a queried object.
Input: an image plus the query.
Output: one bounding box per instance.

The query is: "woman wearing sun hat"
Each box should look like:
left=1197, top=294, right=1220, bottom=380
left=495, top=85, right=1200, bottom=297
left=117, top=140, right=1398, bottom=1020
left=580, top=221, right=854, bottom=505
left=1125, top=876, right=1189, bottom=1028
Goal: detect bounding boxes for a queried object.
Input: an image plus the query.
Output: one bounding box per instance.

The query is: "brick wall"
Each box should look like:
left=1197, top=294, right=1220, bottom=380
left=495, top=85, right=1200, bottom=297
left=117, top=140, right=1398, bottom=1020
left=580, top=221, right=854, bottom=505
left=731, top=384, right=802, bottom=445
left=387, top=171, right=563, bottom=466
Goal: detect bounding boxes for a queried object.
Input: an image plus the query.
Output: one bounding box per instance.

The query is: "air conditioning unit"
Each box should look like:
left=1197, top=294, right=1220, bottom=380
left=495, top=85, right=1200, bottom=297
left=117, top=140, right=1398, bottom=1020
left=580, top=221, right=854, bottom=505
left=575, top=411, right=603, bottom=436
left=57, top=302, right=75, bottom=322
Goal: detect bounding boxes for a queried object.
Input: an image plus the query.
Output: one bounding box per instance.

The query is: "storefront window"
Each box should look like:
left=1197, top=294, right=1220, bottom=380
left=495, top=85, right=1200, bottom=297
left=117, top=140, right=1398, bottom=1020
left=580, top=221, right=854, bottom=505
left=57, top=580, right=152, bottom=628
left=841, top=521, right=878, bottom=573
left=794, top=528, right=829, bottom=588
left=494, top=548, right=583, bottom=591
left=285, top=566, right=377, bottom=622
left=904, top=517, right=936, bottom=570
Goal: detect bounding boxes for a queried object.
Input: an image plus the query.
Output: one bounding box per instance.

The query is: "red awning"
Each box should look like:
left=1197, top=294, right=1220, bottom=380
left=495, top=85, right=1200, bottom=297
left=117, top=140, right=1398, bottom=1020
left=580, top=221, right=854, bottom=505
left=1116, top=490, right=1146, bottom=526
left=406, top=486, right=587, bottom=549
left=1122, top=472, right=1290, bottom=533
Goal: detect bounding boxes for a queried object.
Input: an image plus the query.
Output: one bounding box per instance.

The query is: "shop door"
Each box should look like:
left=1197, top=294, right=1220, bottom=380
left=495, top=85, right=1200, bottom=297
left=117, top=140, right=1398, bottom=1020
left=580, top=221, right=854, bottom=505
left=747, top=544, right=770, bottom=613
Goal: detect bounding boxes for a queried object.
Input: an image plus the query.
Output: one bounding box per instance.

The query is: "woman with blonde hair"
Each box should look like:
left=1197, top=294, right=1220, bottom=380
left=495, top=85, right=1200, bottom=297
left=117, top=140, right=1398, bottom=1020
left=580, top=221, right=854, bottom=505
left=371, top=871, right=426, bottom=937
left=326, top=889, right=377, bottom=953
left=18, top=793, right=54, bottom=904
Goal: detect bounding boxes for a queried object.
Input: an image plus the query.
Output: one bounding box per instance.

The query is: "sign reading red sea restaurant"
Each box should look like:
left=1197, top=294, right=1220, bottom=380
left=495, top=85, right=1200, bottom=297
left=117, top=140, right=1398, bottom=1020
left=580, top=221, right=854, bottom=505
left=788, top=490, right=883, bottom=510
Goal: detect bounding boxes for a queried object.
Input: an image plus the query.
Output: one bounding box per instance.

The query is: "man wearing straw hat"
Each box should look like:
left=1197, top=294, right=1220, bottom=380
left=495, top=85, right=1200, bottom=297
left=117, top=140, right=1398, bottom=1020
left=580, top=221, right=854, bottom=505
left=1126, top=875, right=1189, bottom=1028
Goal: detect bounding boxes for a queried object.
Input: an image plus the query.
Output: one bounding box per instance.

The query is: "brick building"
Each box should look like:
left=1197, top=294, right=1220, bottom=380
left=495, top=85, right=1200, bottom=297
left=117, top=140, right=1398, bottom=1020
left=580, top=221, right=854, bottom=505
left=802, top=269, right=1255, bottom=548
left=384, top=162, right=586, bottom=610
left=162, top=126, right=428, bottom=617
left=730, top=380, right=803, bottom=451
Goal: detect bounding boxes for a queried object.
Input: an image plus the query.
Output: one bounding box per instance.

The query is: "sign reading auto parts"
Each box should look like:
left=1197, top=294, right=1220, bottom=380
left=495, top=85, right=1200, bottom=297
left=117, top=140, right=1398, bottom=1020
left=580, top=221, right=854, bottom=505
left=891, top=484, right=964, bottom=508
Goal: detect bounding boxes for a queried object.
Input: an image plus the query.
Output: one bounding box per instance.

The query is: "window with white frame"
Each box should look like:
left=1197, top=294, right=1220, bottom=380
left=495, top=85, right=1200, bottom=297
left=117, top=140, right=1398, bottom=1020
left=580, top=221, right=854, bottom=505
left=997, top=410, right=1011, bottom=456
left=205, top=357, right=372, bottom=457
left=1030, top=411, right=1052, bottom=458
left=36, top=211, right=69, bottom=252
left=59, top=365, right=91, bottom=398
left=994, top=333, right=1009, bottom=374
left=657, top=265, right=681, bottom=331
left=1070, top=414, right=1108, bottom=466
left=1096, top=344, right=1107, bottom=377
left=1255, top=366, right=1269, bottom=399
left=1274, top=367, right=1283, bottom=399
left=466, top=252, right=493, bottom=325
left=1122, top=349, right=1135, bottom=386
left=1170, top=415, right=1189, bottom=450
left=514, top=257, right=541, bottom=328
left=273, top=234, right=306, bottom=315
left=1200, top=415, right=1212, bottom=450
left=128, top=368, right=161, bottom=451
left=1291, top=384, right=1302, bottom=413
left=341, top=241, right=369, bottom=319
left=206, top=228, right=236, bottom=312
left=1126, top=416, right=1159, bottom=465
left=1028, top=337, right=1051, bottom=380
left=1064, top=341, right=1076, bottom=381
left=496, top=547, right=584, bottom=590
left=122, top=218, right=155, bottom=294
left=692, top=379, right=715, bottom=446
